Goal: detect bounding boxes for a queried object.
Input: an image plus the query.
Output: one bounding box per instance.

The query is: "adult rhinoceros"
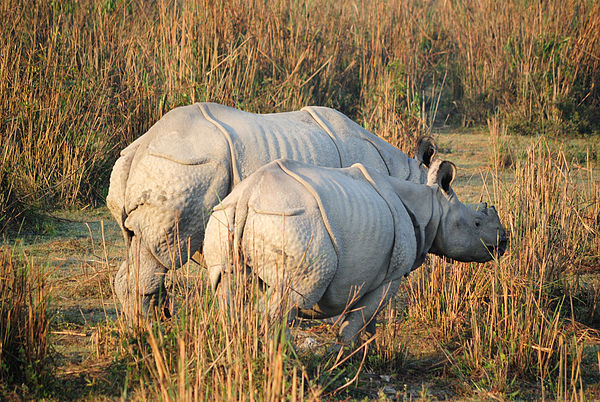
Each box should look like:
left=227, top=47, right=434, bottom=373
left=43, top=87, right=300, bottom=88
left=203, top=159, right=507, bottom=345
left=107, top=102, right=437, bottom=316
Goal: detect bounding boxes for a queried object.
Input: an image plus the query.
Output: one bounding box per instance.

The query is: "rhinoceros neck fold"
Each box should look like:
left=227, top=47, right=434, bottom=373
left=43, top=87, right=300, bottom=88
left=389, top=180, right=441, bottom=265
left=316, top=162, right=418, bottom=281
left=301, top=106, right=344, bottom=167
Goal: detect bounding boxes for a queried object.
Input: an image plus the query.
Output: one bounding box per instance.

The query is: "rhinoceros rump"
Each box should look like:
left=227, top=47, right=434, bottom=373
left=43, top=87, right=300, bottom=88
left=107, top=103, right=437, bottom=317
left=203, top=159, right=507, bottom=345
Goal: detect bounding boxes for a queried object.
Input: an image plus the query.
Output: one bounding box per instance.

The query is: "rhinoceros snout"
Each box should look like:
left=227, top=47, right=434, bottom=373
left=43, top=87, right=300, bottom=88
left=486, top=235, right=508, bottom=257
left=498, top=236, right=508, bottom=256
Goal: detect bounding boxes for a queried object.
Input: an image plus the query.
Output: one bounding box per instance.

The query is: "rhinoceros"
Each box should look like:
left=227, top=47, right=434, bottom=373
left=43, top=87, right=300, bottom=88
left=203, top=159, right=507, bottom=344
left=106, top=102, right=437, bottom=316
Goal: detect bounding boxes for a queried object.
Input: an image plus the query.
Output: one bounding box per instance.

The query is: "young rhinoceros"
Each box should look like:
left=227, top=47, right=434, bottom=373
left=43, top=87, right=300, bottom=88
left=107, top=102, right=437, bottom=317
left=203, top=159, right=507, bottom=345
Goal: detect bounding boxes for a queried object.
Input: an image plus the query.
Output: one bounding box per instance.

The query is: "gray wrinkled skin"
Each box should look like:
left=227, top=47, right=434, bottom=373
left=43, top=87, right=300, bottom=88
left=107, top=103, right=437, bottom=317
left=203, top=159, right=507, bottom=345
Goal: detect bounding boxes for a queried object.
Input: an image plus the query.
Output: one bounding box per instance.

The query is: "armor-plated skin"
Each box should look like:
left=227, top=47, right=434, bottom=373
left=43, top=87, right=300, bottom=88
left=107, top=103, right=437, bottom=317
left=203, top=159, right=507, bottom=344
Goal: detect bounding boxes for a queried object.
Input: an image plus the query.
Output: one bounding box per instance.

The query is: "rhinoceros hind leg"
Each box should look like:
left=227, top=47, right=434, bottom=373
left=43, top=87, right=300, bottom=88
left=211, top=266, right=267, bottom=322
left=338, top=278, right=402, bottom=344
left=114, top=236, right=169, bottom=319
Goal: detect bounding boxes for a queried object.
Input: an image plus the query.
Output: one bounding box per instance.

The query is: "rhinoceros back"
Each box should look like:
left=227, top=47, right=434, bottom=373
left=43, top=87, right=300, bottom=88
left=108, top=102, right=423, bottom=269
left=300, top=106, right=419, bottom=180
left=199, top=103, right=420, bottom=183
left=198, top=103, right=343, bottom=183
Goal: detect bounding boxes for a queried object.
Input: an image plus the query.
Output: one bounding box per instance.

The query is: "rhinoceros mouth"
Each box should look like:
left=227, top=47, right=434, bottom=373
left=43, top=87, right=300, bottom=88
left=486, top=237, right=508, bottom=257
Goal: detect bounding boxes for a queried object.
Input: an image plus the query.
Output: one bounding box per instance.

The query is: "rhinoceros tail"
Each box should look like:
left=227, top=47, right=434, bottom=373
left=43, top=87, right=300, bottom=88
left=107, top=157, right=134, bottom=248
left=120, top=207, right=133, bottom=250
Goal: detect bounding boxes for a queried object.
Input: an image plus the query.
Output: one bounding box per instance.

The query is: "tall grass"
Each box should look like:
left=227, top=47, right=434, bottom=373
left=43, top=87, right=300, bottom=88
left=440, top=0, right=600, bottom=130
left=1, top=0, right=598, bottom=228
left=0, top=248, right=51, bottom=391
left=2, top=0, right=600, bottom=396
left=405, top=134, right=600, bottom=395
left=90, top=131, right=600, bottom=398
left=105, top=264, right=328, bottom=400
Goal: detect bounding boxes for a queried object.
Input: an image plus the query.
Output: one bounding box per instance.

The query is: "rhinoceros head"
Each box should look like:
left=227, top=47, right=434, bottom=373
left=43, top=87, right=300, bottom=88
left=427, top=160, right=508, bottom=263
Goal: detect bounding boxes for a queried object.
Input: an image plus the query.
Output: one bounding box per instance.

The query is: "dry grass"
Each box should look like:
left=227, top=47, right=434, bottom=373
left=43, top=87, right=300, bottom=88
left=1, top=131, right=599, bottom=399
left=79, top=131, right=598, bottom=400
left=99, top=265, right=327, bottom=400
left=0, top=248, right=51, bottom=392
left=1, top=0, right=600, bottom=399
left=405, top=137, right=600, bottom=397
left=1, top=0, right=599, bottom=229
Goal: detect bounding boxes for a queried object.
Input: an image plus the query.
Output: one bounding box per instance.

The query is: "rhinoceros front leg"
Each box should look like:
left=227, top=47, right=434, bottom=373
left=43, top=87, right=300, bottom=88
left=114, top=236, right=169, bottom=319
left=338, top=278, right=402, bottom=345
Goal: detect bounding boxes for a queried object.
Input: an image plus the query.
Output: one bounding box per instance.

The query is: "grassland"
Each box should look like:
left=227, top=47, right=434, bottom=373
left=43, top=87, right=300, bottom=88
left=1, top=0, right=600, bottom=400
left=2, top=129, right=599, bottom=400
left=2, top=0, right=599, bottom=229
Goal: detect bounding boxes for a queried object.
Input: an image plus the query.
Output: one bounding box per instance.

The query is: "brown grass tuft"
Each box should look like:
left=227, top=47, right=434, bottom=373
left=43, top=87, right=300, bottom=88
left=0, top=248, right=51, bottom=391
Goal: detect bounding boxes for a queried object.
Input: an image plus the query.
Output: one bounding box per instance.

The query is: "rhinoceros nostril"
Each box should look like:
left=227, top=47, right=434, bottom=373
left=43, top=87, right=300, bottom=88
left=485, top=237, right=508, bottom=257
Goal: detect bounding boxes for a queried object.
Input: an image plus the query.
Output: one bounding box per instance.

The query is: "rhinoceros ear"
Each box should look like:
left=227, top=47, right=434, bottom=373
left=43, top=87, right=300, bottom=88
left=437, top=161, right=456, bottom=194
left=428, top=160, right=456, bottom=194
left=416, top=135, right=437, bottom=167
